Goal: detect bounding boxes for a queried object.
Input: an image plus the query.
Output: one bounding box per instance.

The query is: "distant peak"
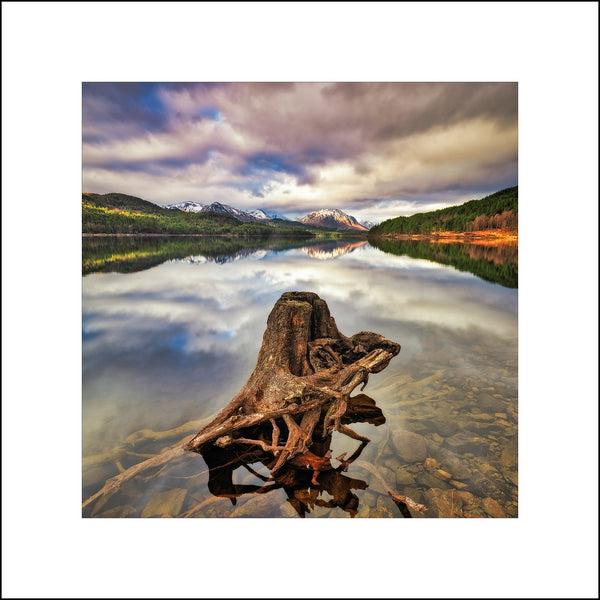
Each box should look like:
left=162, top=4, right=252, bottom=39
left=297, top=208, right=368, bottom=231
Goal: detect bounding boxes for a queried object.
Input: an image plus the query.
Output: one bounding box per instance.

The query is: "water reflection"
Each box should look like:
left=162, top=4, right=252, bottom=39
left=297, top=240, right=368, bottom=260
left=82, top=236, right=518, bottom=517
left=369, top=238, right=518, bottom=288
left=82, top=235, right=368, bottom=275
left=83, top=235, right=517, bottom=288
left=195, top=394, right=394, bottom=518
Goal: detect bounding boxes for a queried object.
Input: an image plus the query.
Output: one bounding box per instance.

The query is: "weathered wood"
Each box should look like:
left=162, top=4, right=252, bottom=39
left=185, top=292, right=401, bottom=479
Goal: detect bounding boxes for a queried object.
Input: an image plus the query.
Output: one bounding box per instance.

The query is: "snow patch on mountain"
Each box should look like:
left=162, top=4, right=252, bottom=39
left=200, top=202, right=261, bottom=222
left=297, top=208, right=368, bottom=231
left=247, top=209, right=272, bottom=221
left=166, top=201, right=205, bottom=212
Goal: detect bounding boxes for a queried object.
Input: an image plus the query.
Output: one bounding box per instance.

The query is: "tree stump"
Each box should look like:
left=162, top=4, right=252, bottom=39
left=185, top=291, right=401, bottom=477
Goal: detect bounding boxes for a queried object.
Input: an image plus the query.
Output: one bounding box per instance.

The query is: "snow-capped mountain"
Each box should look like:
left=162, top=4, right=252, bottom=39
left=359, top=220, right=378, bottom=230
left=166, top=201, right=205, bottom=212
left=266, top=212, right=292, bottom=221
left=247, top=209, right=273, bottom=221
left=297, top=208, right=368, bottom=231
left=165, top=201, right=292, bottom=223
left=200, top=202, right=261, bottom=222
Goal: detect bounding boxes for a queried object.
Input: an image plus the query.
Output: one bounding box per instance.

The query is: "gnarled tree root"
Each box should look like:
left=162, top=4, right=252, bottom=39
left=184, top=292, right=401, bottom=478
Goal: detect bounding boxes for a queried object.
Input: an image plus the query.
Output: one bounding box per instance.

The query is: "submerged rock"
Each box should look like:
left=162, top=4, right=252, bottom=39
left=445, top=432, right=489, bottom=455
left=424, top=489, right=462, bottom=518
left=450, top=480, right=468, bottom=490
left=424, top=457, right=441, bottom=470
left=392, top=429, right=428, bottom=463
left=96, top=504, right=137, bottom=518
left=469, top=473, right=507, bottom=501
left=396, top=468, right=417, bottom=486
left=434, top=421, right=458, bottom=437
left=463, top=508, right=486, bottom=518
left=468, top=412, right=494, bottom=422
left=417, top=471, right=452, bottom=490
left=502, top=469, right=518, bottom=486
left=140, top=488, right=187, bottom=517
left=482, top=497, right=506, bottom=518
left=368, top=465, right=395, bottom=495
left=230, top=493, right=282, bottom=518
left=438, top=451, right=471, bottom=480
left=501, top=437, right=518, bottom=468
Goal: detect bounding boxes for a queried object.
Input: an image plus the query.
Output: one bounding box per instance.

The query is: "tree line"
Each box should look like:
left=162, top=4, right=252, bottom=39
left=369, top=186, right=518, bottom=235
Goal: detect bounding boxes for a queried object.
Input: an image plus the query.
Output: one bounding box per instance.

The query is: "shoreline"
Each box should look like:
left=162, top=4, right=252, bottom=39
left=82, top=232, right=366, bottom=239
left=369, top=230, right=518, bottom=245
left=82, top=232, right=316, bottom=238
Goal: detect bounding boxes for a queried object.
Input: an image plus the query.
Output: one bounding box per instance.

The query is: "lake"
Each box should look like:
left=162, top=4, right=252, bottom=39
left=82, top=235, right=518, bottom=518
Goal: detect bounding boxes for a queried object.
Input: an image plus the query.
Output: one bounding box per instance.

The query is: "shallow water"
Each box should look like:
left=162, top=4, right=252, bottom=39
left=82, top=236, right=517, bottom=518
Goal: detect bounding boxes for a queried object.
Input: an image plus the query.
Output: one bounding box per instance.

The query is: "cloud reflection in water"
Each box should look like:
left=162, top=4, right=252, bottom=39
left=82, top=241, right=517, bottom=506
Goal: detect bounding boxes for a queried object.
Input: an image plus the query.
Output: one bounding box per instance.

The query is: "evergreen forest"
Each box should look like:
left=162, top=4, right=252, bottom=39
left=369, top=187, right=518, bottom=236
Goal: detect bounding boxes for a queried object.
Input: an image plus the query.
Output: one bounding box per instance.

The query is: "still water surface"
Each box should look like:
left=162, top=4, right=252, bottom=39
left=82, top=236, right=517, bottom=517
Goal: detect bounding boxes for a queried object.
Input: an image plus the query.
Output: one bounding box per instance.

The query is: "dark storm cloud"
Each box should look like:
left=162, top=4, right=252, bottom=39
left=83, top=82, right=169, bottom=141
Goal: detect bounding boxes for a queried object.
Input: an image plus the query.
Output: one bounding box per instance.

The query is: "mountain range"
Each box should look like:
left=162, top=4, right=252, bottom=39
left=166, top=201, right=374, bottom=230
left=165, top=201, right=278, bottom=222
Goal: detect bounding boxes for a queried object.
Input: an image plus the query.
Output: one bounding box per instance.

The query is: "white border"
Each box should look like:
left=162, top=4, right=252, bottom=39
left=2, top=2, right=598, bottom=598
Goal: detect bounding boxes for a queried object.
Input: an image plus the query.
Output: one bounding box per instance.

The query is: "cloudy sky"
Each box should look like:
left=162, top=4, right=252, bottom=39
left=82, top=82, right=518, bottom=222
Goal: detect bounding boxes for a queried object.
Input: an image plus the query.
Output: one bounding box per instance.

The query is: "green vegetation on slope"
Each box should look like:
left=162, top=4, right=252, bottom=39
left=369, top=186, right=518, bottom=235
left=370, top=238, right=518, bottom=288
left=82, top=192, right=330, bottom=236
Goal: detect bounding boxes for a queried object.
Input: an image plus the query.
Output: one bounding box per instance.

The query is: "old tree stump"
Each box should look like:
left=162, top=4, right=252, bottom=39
left=185, top=291, right=401, bottom=477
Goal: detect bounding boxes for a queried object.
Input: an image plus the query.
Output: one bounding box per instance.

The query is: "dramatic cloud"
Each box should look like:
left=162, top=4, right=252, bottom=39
left=82, top=82, right=518, bottom=221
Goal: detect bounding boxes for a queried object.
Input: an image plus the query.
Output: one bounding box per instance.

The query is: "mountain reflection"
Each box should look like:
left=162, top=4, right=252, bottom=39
left=192, top=394, right=413, bottom=518
left=83, top=235, right=517, bottom=287
left=297, top=240, right=368, bottom=260
left=82, top=235, right=367, bottom=275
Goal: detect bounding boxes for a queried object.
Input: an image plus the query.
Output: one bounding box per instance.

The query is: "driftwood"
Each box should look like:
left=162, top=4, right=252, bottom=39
left=185, top=291, right=401, bottom=479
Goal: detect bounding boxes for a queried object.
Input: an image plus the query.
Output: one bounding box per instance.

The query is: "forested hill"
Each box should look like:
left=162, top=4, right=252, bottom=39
left=369, top=186, right=518, bottom=235
left=83, top=192, right=168, bottom=214
left=82, top=192, right=328, bottom=236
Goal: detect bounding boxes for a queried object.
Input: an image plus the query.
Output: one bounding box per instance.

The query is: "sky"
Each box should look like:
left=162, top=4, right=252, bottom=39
left=82, top=82, right=518, bottom=222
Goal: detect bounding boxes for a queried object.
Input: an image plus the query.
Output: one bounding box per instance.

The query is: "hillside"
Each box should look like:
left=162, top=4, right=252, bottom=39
left=82, top=193, right=325, bottom=236
left=369, top=187, right=518, bottom=235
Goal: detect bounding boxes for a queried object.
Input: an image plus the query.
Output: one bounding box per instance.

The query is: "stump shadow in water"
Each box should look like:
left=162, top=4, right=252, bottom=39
left=195, top=394, right=412, bottom=517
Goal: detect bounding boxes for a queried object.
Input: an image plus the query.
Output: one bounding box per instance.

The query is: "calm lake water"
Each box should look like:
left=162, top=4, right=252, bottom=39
left=82, top=235, right=518, bottom=518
